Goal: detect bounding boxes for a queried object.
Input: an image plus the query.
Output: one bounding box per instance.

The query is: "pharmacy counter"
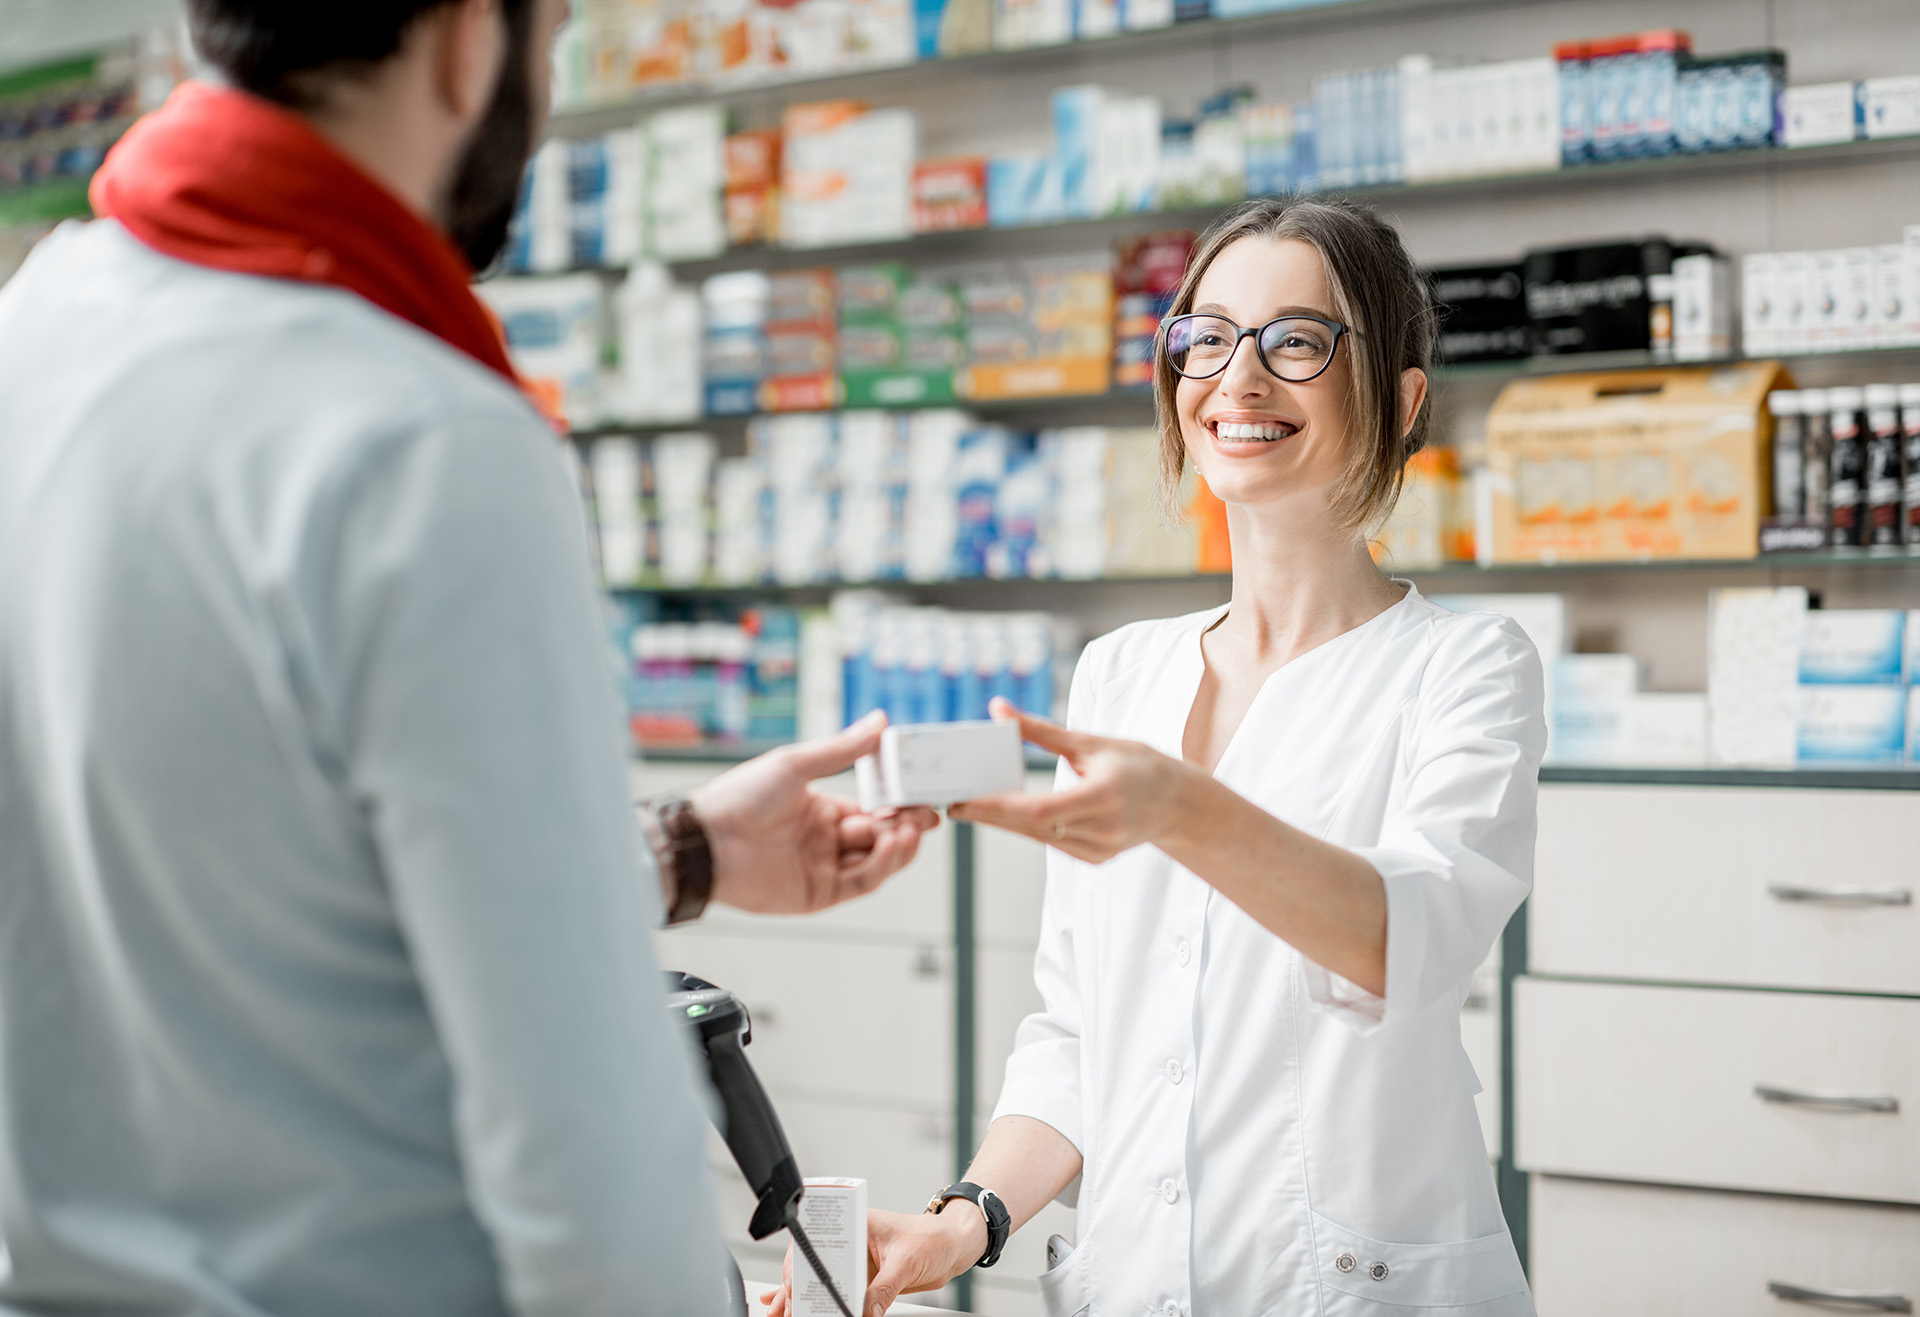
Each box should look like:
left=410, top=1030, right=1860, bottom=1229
left=748, top=1281, right=946, bottom=1315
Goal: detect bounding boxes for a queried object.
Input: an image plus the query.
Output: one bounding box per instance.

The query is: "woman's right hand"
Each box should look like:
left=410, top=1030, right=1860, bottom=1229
left=762, top=1204, right=985, bottom=1317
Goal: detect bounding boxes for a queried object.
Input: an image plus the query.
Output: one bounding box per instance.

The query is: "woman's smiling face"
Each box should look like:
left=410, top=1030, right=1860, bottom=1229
left=1174, top=235, right=1356, bottom=515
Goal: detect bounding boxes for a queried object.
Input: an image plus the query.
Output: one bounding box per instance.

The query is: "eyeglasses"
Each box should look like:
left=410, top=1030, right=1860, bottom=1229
left=1162, top=313, right=1349, bottom=383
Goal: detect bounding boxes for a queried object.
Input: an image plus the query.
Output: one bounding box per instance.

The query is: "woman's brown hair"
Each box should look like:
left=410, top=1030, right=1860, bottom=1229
left=1153, top=196, right=1436, bottom=532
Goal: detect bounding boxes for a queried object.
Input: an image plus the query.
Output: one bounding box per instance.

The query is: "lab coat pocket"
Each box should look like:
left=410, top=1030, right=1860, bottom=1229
left=1311, top=1211, right=1533, bottom=1314
left=1035, top=1234, right=1091, bottom=1317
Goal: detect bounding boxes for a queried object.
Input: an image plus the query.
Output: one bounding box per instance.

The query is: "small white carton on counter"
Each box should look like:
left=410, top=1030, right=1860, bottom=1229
left=855, top=719, right=1025, bottom=810
left=791, top=1177, right=867, bottom=1317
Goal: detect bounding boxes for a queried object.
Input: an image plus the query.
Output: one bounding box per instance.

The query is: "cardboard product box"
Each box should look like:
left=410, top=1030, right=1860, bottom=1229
left=911, top=156, right=988, bottom=232
left=781, top=101, right=916, bottom=247
left=958, top=257, right=1112, bottom=401
left=1740, top=252, right=1780, bottom=356
left=1523, top=238, right=1677, bottom=357
left=1861, top=75, right=1920, bottom=139
left=1484, top=361, right=1789, bottom=563
left=1427, top=262, right=1529, bottom=364
left=1800, top=609, right=1906, bottom=684
left=1781, top=82, right=1861, bottom=147
left=1672, top=253, right=1733, bottom=361
left=1797, top=684, right=1907, bottom=764
left=1112, top=229, right=1195, bottom=389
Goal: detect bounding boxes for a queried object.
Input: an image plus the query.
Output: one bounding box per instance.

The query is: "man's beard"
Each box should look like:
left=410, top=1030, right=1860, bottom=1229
left=442, top=14, right=535, bottom=273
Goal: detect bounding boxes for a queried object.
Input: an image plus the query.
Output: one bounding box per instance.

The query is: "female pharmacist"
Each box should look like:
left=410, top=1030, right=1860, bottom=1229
left=772, top=197, right=1546, bottom=1317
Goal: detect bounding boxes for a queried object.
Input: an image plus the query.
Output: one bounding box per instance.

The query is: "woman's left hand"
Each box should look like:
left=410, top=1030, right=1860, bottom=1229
left=948, top=698, right=1200, bottom=863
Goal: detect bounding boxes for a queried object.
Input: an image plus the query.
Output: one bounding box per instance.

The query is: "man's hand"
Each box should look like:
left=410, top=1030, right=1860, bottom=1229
left=691, top=712, right=940, bottom=915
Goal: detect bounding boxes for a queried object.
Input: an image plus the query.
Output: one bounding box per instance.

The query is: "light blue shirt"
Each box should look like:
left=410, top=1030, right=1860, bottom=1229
left=0, top=222, right=729, bottom=1316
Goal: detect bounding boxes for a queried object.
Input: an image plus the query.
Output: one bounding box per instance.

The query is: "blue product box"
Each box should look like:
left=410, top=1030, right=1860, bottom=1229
left=987, top=153, right=1060, bottom=227
left=1639, top=46, right=1681, bottom=155
left=1172, top=0, right=1210, bottom=22
left=1734, top=50, right=1786, bottom=148
left=1799, top=609, right=1906, bottom=684
left=913, top=0, right=946, bottom=58
left=1906, top=609, right=1920, bottom=685
left=1797, top=685, right=1907, bottom=764
left=1053, top=86, right=1102, bottom=219
left=1675, top=58, right=1709, bottom=152
left=1557, top=51, right=1590, bottom=165
left=1587, top=45, right=1625, bottom=160
left=1290, top=103, right=1318, bottom=190
left=704, top=379, right=760, bottom=416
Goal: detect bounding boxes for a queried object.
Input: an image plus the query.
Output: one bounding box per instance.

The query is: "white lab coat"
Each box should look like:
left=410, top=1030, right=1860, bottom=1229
left=993, top=586, right=1545, bottom=1317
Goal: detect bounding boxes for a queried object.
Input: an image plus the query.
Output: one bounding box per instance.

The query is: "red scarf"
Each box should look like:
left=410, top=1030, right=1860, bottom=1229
left=90, top=81, right=520, bottom=387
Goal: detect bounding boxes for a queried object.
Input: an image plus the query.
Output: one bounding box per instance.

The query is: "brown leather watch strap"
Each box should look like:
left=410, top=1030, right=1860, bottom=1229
left=643, top=795, right=713, bottom=926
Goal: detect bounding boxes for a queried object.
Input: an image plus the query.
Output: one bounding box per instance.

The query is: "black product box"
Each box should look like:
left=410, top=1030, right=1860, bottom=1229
left=1523, top=239, right=1680, bottom=357
left=1426, top=262, right=1529, bottom=364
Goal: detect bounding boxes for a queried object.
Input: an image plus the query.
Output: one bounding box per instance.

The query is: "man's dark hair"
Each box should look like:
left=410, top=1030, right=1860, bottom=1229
left=188, top=1, right=529, bottom=110
left=187, top=0, right=540, bottom=271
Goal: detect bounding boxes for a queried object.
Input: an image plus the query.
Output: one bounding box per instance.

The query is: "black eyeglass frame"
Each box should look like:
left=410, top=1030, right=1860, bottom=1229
left=1160, top=313, right=1351, bottom=384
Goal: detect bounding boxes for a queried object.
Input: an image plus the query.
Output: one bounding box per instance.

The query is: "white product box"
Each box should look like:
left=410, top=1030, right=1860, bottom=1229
left=1908, top=610, right=1920, bottom=687
left=1836, top=246, right=1879, bottom=347
left=1772, top=251, right=1813, bottom=355
left=1872, top=244, right=1919, bottom=348
left=1740, top=252, right=1779, bottom=356
left=1554, top=653, right=1641, bottom=700
left=588, top=437, right=646, bottom=586
left=1807, top=249, right=1846, bottom=348
left=855, top=719, right=1025, bottom=809
left=1673, top=253, right=1734, bottom=361
left=1861, top=75, right=1920, bottom=139
left=1800, top=609, right=1907, bottom=684
left=1623, top=692, right=1709, bottom=766
left=1910, top=692, right=1920, bottom=766
left=791, top=1178, right=867, bottom=1317
left=1780, top=82, right=1861, bottom=147
left=1797, top=684, right=1907, bottom=764
left=1550, top=696, right=1629, bottom=764
left=1708, top=586, right=1808, bottom=766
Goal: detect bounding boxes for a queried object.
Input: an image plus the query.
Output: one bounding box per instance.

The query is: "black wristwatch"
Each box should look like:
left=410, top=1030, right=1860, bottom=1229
left=926, top=1181, right=1011, bottom=1269
left=642, top=794, right=713, bottom=926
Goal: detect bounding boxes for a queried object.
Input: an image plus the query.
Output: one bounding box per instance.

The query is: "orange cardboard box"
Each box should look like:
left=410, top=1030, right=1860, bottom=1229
left=1485, top=362, right=1789, bottom=563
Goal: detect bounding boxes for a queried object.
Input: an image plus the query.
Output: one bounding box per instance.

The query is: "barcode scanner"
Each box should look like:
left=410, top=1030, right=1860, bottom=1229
left=665, top=971, right=857, bottom=1317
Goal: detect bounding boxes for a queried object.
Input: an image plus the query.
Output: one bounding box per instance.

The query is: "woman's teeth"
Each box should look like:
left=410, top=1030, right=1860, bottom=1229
left=1214, top=421, right=1297, bottom=442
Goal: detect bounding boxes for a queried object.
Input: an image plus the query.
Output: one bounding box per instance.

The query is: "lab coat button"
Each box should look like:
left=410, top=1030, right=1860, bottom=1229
left=1335, top=1253, right=1357, bottom=1273
left=1164, top=1058, right=1183, bottom=1084
left=1160, top=1178, right=1179, bottom=1204
left=1176, top=940, right=1191, bottom=966
left=1370, top=1262, right=1390, bottom=1281
left=1163, top=1302, right=1181, bottom=1317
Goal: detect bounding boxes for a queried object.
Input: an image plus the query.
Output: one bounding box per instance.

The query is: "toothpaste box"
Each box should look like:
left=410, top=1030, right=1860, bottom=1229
left=1799, top=609, right=1906, bottom=684
left=791, top=1178, right=867, bottom=1317
left=1862, top=74, right=1920, bottom=139
left=1798, top=684, right=1907, bottom=764
left=1780, top=82, right=1861, bottom=147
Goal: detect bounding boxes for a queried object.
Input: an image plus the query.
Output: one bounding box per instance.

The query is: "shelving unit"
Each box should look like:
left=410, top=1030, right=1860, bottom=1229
left=547, top=0, right=1557, bottom=133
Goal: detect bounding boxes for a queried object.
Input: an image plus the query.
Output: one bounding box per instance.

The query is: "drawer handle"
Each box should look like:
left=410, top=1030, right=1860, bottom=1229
left=1768, top=884, right=1913, bottom=907
left=1754, top=1083, right=1899, bottom=1114
left=1768, top=1280, right=1913, bottom=1312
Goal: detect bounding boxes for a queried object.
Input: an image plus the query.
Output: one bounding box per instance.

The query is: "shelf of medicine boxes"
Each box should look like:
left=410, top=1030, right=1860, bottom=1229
left=566, top=341, right=1920, bottom=442
left=546, top=0, right=1549, bottom=136
left=606, top=550, right=1920, bottom=608
left=637, top=739, right=1920, bottom=788
left=532, top=134, right=1920, bottom=284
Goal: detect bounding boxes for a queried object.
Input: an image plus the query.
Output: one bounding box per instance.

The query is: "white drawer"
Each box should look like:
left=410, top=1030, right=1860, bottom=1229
left=1534, top=785, right=1920, bottom=995
left=657, top=930, right=953, bottom=1110
left=1516, top=978, right=1920, bottom=1204
left=1530, top=1174, right=1920, bottom=1317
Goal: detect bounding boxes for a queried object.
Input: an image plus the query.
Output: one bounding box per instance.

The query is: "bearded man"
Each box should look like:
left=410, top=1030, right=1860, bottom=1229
left=0, top=4, right=936, bottom=1313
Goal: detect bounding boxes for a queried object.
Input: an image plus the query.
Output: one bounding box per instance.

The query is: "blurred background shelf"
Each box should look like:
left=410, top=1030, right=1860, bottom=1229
left=547, top=0, right=1558, bottom=134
